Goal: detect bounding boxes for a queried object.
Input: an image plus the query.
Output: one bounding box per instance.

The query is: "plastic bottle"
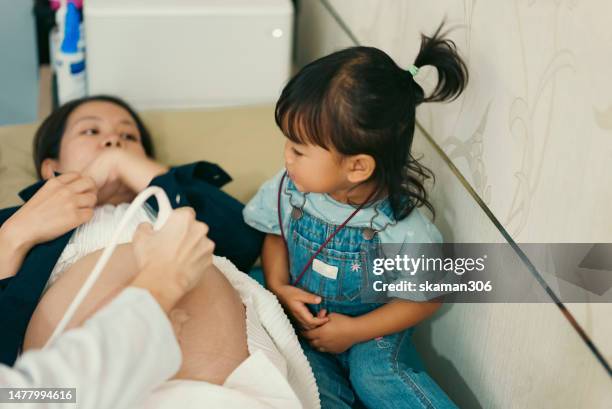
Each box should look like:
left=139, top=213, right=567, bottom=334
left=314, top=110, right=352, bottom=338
left=49, top=0, right=82, bottom=10
left=54, top=1, right=86, bottom=104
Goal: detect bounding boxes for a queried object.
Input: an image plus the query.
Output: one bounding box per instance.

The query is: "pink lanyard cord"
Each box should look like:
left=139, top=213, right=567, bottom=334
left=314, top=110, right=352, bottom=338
left=277, top=172, right=374, bottom=286
left=277, top=172, right=289, bottom=244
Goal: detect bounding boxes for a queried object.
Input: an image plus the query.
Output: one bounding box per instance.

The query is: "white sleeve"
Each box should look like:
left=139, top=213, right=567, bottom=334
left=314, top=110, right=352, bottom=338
left=0, top=287, right=181, bottom=409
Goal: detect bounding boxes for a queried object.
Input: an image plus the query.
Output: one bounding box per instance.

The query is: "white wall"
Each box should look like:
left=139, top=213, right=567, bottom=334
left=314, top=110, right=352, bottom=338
left=0, top=0, right=39, bottom=126
left=295, top=1, right=611, bottom=407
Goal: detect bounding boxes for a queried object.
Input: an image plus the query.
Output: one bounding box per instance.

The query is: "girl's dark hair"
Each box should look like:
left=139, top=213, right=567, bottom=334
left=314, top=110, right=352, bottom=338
left=275, top=22, right=468, bottom=220
left=33, top=95, right=155, bottom=179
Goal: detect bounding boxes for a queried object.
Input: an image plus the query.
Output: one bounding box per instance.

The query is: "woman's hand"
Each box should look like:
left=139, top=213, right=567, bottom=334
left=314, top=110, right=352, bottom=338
left=0, top=173, right=97, bottom=280
left=6, top=173, right=97, bottom=247
left=81, top=150, right=121, bottom=189
left=300, top=312, right=357, bottom=354
left=82, top=150, right=168, bottom=204
left=130, top=207, right=215, bottom=312
left=81, top=150, right=132, bottom=205
left=272, top=284, right=329, bottom=330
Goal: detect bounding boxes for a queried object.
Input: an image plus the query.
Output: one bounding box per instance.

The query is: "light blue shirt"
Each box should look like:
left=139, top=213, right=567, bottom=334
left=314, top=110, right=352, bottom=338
left=243, top=170, right=443, bottom=249
left=244, top=170, right=451, bottom=302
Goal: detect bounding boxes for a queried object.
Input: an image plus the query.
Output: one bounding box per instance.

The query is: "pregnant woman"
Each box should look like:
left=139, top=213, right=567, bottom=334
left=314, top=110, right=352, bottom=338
left=0, top=95, right=264, bottom=383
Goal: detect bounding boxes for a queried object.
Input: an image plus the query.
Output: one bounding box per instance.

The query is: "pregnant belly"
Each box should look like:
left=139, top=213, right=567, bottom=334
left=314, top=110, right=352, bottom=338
left=23, top=243, right=249, bottom=385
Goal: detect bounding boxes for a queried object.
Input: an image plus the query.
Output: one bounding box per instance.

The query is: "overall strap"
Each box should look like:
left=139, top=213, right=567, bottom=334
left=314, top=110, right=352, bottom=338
left=277, top=172, right=375, bottom=286
left=277, top=172, right=288, bottom=244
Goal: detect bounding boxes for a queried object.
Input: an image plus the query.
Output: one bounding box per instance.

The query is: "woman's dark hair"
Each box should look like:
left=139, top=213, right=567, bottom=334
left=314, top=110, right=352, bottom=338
left=275, top=22, right=468, bottom=220
left=33, top=94, right=155, bottom=179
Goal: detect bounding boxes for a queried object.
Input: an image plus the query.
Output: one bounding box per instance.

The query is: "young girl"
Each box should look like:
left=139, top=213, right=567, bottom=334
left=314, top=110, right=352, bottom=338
left=243, top=24, right=467, bottom=408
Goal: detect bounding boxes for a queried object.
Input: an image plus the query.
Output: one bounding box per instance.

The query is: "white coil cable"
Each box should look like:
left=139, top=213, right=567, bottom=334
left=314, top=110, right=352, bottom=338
left=44, top=186, right=172, bottom=348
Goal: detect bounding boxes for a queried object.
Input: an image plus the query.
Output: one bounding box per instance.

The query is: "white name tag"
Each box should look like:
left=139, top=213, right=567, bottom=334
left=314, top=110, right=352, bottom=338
left=312, top=259, right=338, bottom=280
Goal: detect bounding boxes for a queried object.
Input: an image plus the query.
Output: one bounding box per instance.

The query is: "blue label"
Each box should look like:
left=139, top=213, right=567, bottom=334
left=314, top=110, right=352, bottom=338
left=70, top=60, right=86, bottom=74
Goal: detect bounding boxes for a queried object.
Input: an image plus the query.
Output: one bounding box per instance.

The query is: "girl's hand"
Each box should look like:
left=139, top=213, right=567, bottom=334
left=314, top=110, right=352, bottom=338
left=5, top=173, right=97, bottom=248
left=301, top=312, right=357, bottom=354
left=273, top=284, right=329, bottom=330
left=131, top=207, right=215, bottom=312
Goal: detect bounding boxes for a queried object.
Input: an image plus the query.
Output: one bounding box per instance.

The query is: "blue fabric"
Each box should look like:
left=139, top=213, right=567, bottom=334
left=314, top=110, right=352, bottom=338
left=244, top=171, right=456, bottom=408
left=0, top=161, right=263, bottom=365
left=249, top=266, right=265, bottom=287
left=243, top=169, right=443, bottom=245
left=283, top=195, right=456, bottom=407
left=286, top=202, right=386, bottom=317
left=300, top=331, right=458, bottom=409
left=244, top=171, right=449, bottom=302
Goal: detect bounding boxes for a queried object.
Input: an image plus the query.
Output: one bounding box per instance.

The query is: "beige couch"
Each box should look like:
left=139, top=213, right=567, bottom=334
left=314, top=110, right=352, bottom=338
left=0, top=105, right=286, bottom=209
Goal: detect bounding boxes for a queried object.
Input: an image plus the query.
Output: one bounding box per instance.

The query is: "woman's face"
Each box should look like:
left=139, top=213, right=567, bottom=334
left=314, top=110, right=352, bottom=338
left=43, top=101, right=147, bottom=177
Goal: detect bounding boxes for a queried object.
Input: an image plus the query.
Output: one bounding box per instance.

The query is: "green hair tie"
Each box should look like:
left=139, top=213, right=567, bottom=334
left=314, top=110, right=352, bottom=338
left=407, top=64, right=419, bottom=77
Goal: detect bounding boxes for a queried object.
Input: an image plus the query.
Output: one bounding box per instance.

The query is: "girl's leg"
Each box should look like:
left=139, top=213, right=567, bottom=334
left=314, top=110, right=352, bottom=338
left=347, top=330, right=458, bottom=409
left=300, top=339, right=356, bottom=409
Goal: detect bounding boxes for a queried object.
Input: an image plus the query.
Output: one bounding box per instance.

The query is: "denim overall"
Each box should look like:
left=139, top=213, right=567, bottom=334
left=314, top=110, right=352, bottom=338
left=284, top=180, right=458, bottom=409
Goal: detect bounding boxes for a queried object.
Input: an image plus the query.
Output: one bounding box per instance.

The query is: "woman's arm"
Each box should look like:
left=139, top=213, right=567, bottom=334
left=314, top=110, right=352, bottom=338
left=0, top=219, right=31, bottom=280
left=81, top=150, right=168, bottom=200
left=114, top=151, right=169, bottom=192
left=0, top=288, right=181, bottom=409
left=0, top=174, right=97, bottom=281
left=83, top=150, right=263, bottom=271
left=1, top=208, right=215, bottom=409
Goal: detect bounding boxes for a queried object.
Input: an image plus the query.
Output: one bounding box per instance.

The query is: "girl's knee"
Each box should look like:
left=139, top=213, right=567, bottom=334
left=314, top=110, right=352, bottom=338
left=348, top=337, right=396, bottom=389
left=397, top=370, right=458, bottom=409
left=351, top=366, right=455, bottom=409
left=348, top=336, right=457, bottom=408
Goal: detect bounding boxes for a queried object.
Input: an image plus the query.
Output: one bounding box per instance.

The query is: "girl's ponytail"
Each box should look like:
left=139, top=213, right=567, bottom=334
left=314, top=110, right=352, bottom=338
left=413, top=22, right=469, bottom=103
left=274, top=23, right=469, bottom=221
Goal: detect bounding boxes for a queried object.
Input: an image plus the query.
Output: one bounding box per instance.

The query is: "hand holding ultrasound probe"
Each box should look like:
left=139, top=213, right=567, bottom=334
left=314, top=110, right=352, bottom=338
left=0, top=187, right=217, bottom=409
left=46, top=187, right=214, bottom=347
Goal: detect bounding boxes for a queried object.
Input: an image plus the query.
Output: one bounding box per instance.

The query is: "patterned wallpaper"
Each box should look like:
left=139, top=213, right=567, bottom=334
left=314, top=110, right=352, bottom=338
left=295, top=0, right=612, bottom=407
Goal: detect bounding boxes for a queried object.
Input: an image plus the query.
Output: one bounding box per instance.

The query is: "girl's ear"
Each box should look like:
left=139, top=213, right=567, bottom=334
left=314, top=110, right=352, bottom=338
left=40, top=158, right=60, bottom=180
left=346, top=154, right=376, bottom=184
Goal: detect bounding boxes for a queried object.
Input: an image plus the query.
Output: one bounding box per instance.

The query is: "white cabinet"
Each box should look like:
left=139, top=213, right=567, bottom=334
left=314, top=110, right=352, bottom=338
left=84, top=0, right=293, bottom=110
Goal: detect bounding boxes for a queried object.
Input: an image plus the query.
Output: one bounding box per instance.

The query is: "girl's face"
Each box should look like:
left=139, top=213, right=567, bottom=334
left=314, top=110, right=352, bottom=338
left=43, top=101, right=147, bottom=177
left=284, top=140, right=350, bottom=194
